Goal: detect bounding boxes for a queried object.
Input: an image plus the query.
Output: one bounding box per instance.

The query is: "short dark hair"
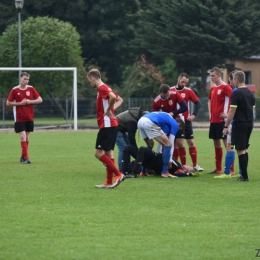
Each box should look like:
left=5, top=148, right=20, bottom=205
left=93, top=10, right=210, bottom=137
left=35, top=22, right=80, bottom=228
left=233, top=71, right=245, bottom=83
left=175, top=118, right=185, bottom=130
left=159, top=84, right=170, bottom=93
left=210, top=67, right=222, bottom=75
left=20, top=72, right=30, bottom=78
left=87, top=69, right=101, bottom=79
left=178, top=73, right=189, bottom=79
left=228, top=70, right=238, bottom=80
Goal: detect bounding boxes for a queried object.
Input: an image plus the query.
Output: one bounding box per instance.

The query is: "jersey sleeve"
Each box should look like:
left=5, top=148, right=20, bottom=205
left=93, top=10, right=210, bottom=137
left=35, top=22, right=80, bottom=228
left=7, top=89, right=15, bottom=101
left=208, top=87, right=213, bottom=100
left=225, top=84, right=232, bottom=98
left=99, top=85, right=111, bottom=99
left=230, top=91, right=239, bottom=108
left=189, top=90, right=199, bottom=103
left=152, top=99, right=159, bottom=111
left=32, top=87, right=40, bottom=99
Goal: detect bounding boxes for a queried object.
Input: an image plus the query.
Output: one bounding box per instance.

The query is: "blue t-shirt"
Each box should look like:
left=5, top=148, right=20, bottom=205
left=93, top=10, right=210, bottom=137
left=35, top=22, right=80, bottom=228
left=143, top=112, right=179, bottom=136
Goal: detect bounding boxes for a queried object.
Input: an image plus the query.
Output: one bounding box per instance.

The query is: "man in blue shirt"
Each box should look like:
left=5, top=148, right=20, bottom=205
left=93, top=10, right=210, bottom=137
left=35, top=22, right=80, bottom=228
left=137, top=111, right=184, bottom=177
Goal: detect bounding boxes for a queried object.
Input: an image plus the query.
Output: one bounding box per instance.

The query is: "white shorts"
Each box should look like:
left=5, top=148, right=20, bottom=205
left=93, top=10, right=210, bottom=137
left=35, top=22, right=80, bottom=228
left=227, top=124, right=232, bottom=144
left=137, top=117, right=165, bottom=139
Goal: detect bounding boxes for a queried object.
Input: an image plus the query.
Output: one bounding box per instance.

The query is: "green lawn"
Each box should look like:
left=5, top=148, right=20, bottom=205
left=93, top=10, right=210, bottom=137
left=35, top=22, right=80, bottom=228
left=0, top=130, right=259, bottom=260
left=2, top=118, right=97, bottom=126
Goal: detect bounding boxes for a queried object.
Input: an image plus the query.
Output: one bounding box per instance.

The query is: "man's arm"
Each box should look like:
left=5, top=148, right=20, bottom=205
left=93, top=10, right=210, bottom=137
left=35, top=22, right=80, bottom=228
left=6, top=99, right=26, bottom=107
left=126, top=121, right=138, bottom=147
left=114, top=95, right=123, bottom=110
left=208, top=100, right=211, bottom=120
left=222, top=107, right=236, bottom=135
left=187, top=100, right=201, bottom=121
left=27, top=96, right=43, bottom=105
left=172, top=100, right=188, bottom=115
left=105, top=92, right=121, bottom=117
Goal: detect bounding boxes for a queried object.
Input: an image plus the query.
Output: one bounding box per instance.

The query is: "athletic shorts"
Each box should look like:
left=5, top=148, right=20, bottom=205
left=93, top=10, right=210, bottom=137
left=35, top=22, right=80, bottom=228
left=231, top=122, right=253, bottom=150
left=15, top=121, right=34, bottom=133
left=176, top=120, right=194, bottom=139
left=137, top=117, right=164, bottom=140
left=95, top=127, right=117, bottom=151
left=209, top=122, right=227, bottom=140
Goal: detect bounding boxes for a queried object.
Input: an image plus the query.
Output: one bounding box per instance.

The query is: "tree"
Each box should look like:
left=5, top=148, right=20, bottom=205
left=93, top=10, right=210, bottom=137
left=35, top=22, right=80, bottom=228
left=134, top=0, right=260, bottom=96
left=0, top=16, right=84, bottom=118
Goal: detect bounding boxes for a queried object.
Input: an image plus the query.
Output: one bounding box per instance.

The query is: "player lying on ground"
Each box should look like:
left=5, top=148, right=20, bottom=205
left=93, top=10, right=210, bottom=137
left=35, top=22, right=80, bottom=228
left=122, top=145, right=200, bottom=178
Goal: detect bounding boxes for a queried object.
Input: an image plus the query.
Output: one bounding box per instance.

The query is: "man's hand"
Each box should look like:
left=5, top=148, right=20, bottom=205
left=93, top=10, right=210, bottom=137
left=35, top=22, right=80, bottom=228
left=222, top=127, right=229, bottom=136
left=20, top=99, right=27, bottom=106
left=104, top=110, right=115, bottom=118
left=187, top=115, right=195, bottom=121
left=220, top=112, right=227, bottom=119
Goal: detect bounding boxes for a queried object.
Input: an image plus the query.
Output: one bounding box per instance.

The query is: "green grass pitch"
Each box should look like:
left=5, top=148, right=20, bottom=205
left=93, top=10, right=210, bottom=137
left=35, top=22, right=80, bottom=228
left=0, top=129, right=260, bottom=260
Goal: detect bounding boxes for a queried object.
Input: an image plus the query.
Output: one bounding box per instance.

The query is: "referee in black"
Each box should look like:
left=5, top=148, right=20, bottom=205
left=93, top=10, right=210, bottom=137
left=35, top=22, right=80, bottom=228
left=223, top=70, right=255, bottom=182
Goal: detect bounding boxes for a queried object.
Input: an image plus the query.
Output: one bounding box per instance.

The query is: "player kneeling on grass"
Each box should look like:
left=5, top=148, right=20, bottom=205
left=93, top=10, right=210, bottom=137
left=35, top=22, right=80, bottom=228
left=122, top=145, right=201, bottom=178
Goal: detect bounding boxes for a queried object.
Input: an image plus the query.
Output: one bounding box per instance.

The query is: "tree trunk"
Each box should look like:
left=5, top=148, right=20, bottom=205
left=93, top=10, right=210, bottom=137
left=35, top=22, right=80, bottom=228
left=200, top=67, right=208, bottom=97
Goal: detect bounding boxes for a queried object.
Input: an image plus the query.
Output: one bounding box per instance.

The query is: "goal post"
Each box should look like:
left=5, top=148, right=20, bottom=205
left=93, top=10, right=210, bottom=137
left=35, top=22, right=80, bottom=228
left=0, top=67, right=78, bottom=130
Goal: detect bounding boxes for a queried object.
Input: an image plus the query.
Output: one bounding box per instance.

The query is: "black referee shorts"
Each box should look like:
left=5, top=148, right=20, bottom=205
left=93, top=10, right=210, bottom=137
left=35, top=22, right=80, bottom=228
left=232, top=122, right=253, bottom=150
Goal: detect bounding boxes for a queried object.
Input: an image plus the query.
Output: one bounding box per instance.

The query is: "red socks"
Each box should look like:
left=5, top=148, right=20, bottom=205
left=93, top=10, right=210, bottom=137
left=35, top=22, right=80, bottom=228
left=215, top=147, right=223, bottom=171
left=179, top=147, right=186, bottom=165
left=173, top=148, right=179, bottom=160
left=189, top=146, right=197, bottom=166
left=100, top=155, right=121, bottom=184
left=21, top=141, right=28, bottom=159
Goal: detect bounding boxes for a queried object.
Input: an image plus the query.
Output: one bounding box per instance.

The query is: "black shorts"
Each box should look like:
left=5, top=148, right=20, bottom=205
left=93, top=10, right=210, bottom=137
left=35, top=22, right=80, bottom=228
left=176, top=120, right=194, bottom=139
left=209, top=122, right=227, bottom=140
left=231, top=122, right=253, bottom=150
left=15, top=121, right=34, bottom=133
left=95, top=127, right=118, bottom=151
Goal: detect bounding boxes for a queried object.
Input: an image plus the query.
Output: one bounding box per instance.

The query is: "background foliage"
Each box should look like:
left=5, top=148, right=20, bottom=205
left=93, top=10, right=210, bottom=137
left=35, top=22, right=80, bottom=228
left=1, top=0, right=260, bottom=97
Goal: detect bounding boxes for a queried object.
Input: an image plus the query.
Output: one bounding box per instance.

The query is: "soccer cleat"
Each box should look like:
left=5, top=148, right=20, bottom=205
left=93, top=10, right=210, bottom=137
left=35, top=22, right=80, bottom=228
left=193, top=165, right=204, bottom=172
left=161, top=172, right=178, bottom=178
left=21, top=157, right=31, bottom=164
left=231, top=174, right=241, bottom=178
left=207, top=169, right=222, bottom=174
left=112, top=173, right=126, bottom=187
left=140, top=172, right=149, bottom=177
left=95, top=181, right=114, bottom=188
left=214, top=174, right=231, bottom=179
left=125, top=173, right=137, bottom=178
left=236, top=176, right=249, bottom=182
left=189, top=172, right=200, bottom=177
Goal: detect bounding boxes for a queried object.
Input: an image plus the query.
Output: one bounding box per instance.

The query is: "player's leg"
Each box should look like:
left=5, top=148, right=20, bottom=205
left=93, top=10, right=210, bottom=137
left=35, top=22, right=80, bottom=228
left=122, top=145, right=138, bottom=177
left=15, top=122, right=30, bottom=164
left=154, top=134, right=174, bottom=177
left=208, top=123, right=225, bottom=174
left=24, top=121, right=34, bottom=163
left=234, top=123, right=253, bottom=181
left=115, top=130, right=129, bottom=172
left=94, top=127, right=125, bottom=188
left=175, top=137, right=186, bottom=165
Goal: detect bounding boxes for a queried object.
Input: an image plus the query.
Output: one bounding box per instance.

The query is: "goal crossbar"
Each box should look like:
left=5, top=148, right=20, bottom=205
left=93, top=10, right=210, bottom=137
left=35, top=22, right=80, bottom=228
left=0, top=67, right=78, bottom=130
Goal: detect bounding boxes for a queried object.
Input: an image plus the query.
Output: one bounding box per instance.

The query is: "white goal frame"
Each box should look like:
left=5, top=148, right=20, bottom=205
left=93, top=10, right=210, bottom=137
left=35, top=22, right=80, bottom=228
left=0, top=67, right=78, bottom=130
